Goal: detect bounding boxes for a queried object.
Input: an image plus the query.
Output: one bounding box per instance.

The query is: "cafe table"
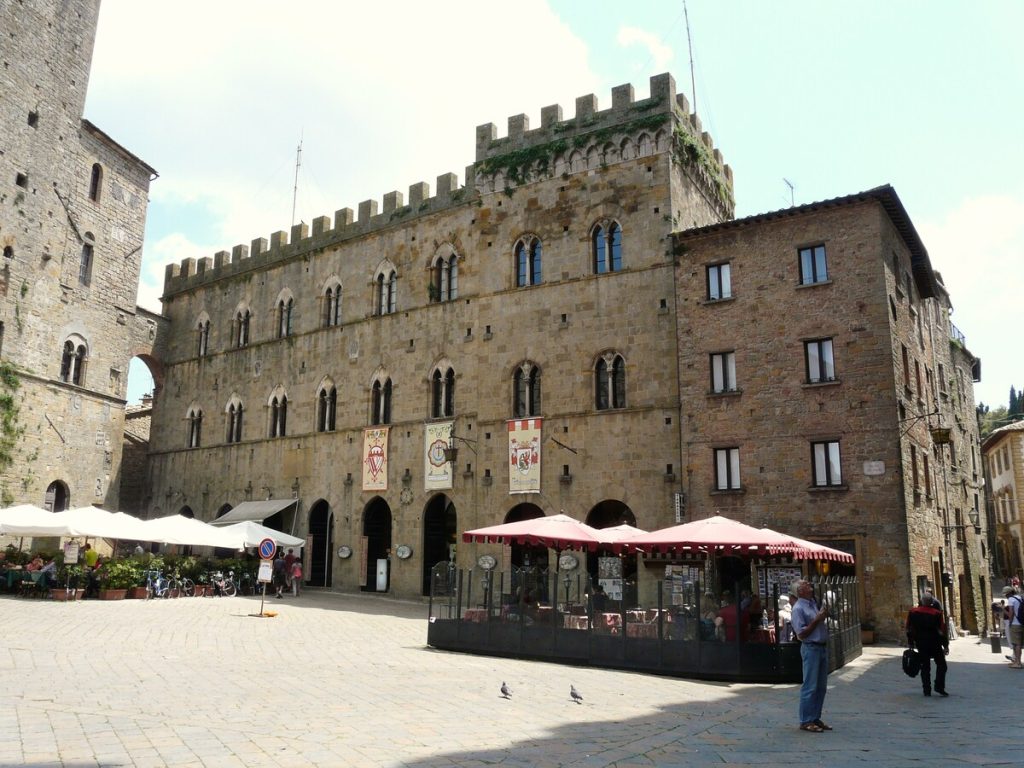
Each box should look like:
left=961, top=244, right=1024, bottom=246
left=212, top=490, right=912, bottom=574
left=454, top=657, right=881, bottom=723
left=462, top=608, right=488, bottom=623
left=563, top=614, right=589, bottom=630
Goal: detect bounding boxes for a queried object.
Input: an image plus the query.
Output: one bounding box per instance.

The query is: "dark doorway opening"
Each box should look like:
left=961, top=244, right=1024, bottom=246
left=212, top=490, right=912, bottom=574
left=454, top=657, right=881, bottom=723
left=422, top=494, right=456, bottom=595
left=43, top=480, right=69, bottom=512
left=362, top=498, right=392, bottom=592
left=309, top=499, right=333, bottom=588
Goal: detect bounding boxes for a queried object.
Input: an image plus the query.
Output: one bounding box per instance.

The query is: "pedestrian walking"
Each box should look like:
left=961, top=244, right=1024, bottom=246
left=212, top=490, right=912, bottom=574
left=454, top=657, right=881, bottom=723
left=790, top=579, right=832, bottom=732
left=273, top=553, right=286, bottom=598
left=291, top=556, right=303, bottom=597
left=906, top=592, right=949, bottom=696
left=1006, top=586, right=1024, bottom=669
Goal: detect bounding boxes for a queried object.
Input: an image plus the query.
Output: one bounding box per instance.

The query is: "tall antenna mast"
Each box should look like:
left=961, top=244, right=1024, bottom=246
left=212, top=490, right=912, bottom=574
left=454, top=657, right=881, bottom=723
left=291, top=133, right=303, bottom=228
left=683, top=0, right=696, bottom=115
left=783, top=178, right=795, bottom=207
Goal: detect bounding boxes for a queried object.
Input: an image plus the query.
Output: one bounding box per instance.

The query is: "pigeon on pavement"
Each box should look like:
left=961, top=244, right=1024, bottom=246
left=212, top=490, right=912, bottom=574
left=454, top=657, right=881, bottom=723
left=500, top=682, right=512, bottom=699
left=570, top=684, right=583, bottom=703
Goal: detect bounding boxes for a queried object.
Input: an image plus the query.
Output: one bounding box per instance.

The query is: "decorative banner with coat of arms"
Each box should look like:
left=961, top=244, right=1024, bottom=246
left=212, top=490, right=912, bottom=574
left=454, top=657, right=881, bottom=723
left=424, top=421, right=453, bottom=490
left=362, top=427, right=389, bottom=491
left=508, top=418, right=541, bottom=494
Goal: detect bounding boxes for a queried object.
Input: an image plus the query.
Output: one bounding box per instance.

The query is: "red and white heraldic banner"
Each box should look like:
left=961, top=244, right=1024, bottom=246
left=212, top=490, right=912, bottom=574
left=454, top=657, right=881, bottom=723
left=508, top=418, right=541, bottom=494
left=362, top=427, right=389, bottom=491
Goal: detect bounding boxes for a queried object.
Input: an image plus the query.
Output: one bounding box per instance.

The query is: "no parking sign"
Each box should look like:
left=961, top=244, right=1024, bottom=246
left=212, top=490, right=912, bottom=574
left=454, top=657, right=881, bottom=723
left=258, top=537, right=276, bottom=583
left=258, top=537, right=277, bottom=560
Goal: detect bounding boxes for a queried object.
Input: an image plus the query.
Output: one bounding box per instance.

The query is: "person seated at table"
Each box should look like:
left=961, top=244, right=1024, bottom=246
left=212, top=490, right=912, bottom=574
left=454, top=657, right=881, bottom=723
left=25, top=555, right=44, bottom=572
left=37, top=558, right=57, bottom=589
left=779, top=591, right=798, bottom=642
left=590, top=584, right=608, bottom=612
left=699, top=592, right=719, bottom=640
left=83, top=556, right=103, bottom=599
left=717, top=594, right=750, bottom=642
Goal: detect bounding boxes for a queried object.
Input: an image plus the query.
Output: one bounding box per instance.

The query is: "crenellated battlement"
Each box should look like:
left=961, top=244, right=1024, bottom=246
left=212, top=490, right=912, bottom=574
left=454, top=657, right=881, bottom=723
left=163, top=72, right=732, bottom=298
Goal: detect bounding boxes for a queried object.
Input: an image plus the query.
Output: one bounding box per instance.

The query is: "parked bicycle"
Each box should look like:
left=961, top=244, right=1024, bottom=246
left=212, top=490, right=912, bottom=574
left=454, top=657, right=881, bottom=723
left=144, top=570, right=171, bottom=599
left=207, top=570, right=237, bottom=597
left=165, top=572, right=195, bottom=598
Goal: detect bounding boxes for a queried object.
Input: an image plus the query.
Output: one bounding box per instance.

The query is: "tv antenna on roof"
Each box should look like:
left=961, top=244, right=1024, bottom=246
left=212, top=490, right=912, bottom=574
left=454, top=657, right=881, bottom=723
left=783, top=178, right=795, bottom=207
left=683, top=0, right=697, bottom=115
left=291, top=133, right=303, bottom=228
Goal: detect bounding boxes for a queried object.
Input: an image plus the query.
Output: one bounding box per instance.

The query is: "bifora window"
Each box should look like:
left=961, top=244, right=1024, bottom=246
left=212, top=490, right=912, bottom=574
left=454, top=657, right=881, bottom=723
left=592, top=222, right=622, bottom=274
left=277, top=297, right=294, bottom=338
left=804, top=338, right=835, bottom=383
left=710, top=351, right=737, bottom=393
left=376, top=271, right=397, bottom=315
left=60, top=339, right=87, bottom=385
left=226, top=401, right=244, bottom=443
left=515, top=237, right=542, bottom=287
left=431, top=253, right=458, bottom=302
left=798, top=244, right=828, bottom=285
left=323, top=283, right=342, bottom=327
left=197, top=319, right=210, bottom=357
left=811, top=440, right=842, bottom=486
left=371, top=378, right=392, bottom=425
left=513, top=363, right=541, bottom=417
left=595, top=354, right=626, bottom=410
left=236, top=309, right=251, bottom=348
left=187, top=408, right=203, bottom=448
left=706, top=262, right=731, bottom=300
left=431, top=367, right=455, bottom=418
left=270, top=394, right=288, bottom=438
left=714, top=447, right=741, bottom=490
left=317, top=386, right=337, bottom=432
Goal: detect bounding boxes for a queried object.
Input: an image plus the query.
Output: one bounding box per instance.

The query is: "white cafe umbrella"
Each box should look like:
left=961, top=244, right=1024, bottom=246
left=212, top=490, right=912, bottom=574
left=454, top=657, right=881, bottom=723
left=0, top=504, right=67, bottom=536
left=139, top=515, right=241, bottom=549
left=216, top=521, right=305, bottom=550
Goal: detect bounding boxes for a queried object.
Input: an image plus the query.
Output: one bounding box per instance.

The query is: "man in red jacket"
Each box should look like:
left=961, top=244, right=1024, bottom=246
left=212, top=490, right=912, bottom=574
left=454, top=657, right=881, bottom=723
left=906, top=592, right=949, bottom=697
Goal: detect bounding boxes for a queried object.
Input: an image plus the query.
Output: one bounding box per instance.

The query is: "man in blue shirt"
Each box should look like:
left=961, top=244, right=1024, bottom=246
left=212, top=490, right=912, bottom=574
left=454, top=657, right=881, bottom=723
left=790, top=579, right=831, bottom=732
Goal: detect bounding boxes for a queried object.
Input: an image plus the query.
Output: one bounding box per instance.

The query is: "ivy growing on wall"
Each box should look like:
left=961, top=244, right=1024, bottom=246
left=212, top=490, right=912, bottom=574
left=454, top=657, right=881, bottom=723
left=671, top=125, right=733, bottom=208
left=0, top=362, right=25, bottom=505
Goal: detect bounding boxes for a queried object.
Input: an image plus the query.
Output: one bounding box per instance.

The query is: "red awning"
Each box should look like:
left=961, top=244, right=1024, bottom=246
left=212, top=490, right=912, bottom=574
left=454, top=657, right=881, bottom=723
left=463, top=513, right=603, bottom=552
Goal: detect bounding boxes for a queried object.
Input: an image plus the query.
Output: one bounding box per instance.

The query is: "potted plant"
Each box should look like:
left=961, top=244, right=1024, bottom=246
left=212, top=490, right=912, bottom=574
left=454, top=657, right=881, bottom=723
left=53, top=564, right=83, bottom=600
left=99, top=559, right=138, bottom=600
left=860, top=620, right=876, bottom=645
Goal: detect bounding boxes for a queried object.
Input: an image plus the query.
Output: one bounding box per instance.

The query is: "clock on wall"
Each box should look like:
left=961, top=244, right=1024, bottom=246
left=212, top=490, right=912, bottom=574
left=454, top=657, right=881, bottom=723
left=476, top=554, right=497, bottom=571
left=558, top=553, right=580, bottom=571
left=395, top=545, right=413, bottom=560
left=337, top=546, right=352, bottom=559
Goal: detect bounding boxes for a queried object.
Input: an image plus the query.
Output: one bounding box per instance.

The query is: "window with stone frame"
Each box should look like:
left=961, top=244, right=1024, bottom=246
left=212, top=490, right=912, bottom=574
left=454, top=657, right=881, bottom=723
left=317, top=384, right=337, bottom=432
left=226, top=399, right=244, bottom=444
left=514, top=236, right=542, bottom=287
left=79, top=236, right=94, bottom=286
left=431, top=366, right=455, bottom=418
left=371, top=378, right=392, bottom=425
left=235, top=307, right=251, bottom=348
left=595, top=353, right=626, bottom=410
left=513, top=363, right=541, bottom=418
left=430, top=251, right=458, bottom=302
left=323, top=282, right=342, bottom=327
left=706, top=262, right=731, bottom=300
left=88, top=163, right=103, bottom=202
left=277, top=296, right=294, bottom=338
left=60, top=337, right=88, bottom=385
left=375, top=270, right=397, bottom=315
left=269, top=392, right=288, bottom=438
left=592, top=221, right=622, bottom=274
left=187, top=407, right=203, bottom=448
left=710, top=351, right=737, bottom=393
left=714, top=447, right=741, bottom=491
left=197, top=318, right=210, bottom=357
left=811, top=440, right=843, bottom=487
left=798, top=244, right=828, bottom=285
left=804, top=338, right=835, bottom=384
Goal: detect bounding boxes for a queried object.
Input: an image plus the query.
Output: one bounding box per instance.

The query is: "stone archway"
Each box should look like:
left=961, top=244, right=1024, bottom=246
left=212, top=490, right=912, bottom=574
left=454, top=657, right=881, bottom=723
left=504, top=503, right=546, bottom=568
left=585, top=499, right=637, bottom=601
left=43, top=480, right=70, bottom=512
left=362, top=498, right=392, bottom=592
left=308, top=499, right=333, bottom=588
left=422, top=494, right=456, bottom=595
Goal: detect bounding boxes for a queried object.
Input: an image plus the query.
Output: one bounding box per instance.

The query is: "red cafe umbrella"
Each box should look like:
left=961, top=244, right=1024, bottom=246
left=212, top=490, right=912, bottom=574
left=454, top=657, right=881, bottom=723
left=760, top=529, right=854, bottom=564
left=462, top=513, right=604, bottom=552
left=624, top=515, right=795, bottom=556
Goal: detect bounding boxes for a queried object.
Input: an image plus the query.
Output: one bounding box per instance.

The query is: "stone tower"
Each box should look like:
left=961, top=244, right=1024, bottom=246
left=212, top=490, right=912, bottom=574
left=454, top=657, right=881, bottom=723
left=0, top=0, right=158, bottom=517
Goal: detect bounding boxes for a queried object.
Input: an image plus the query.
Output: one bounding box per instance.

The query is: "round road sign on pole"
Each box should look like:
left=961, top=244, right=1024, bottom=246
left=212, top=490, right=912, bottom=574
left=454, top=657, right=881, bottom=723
left=258, top=537, right=277, bottom=560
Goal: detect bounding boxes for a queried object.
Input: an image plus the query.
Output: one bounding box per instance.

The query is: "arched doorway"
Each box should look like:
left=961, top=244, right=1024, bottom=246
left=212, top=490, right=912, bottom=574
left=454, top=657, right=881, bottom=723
left=422, top=494, right=456, bottom=595
left=505, top=503, right=548, bottom=604
left=308, top=499, right=333, bottom=588
left=585, top=500, right=637, bottom=605
left=216, top=504, right=232, bottom=520
left=504, top=503, right=547, bottom=567
left=43, top=480, right=69, bottom=512
left=214, top=504, right=235, bottom=559
left=178, top=506, right=194, bottom=518
left=362, top=498, right=392, bottom=592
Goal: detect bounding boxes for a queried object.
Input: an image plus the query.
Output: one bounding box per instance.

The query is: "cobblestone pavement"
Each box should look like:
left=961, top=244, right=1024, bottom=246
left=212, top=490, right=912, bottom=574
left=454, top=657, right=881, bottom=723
left=1, top=590, right=1021, bottom=767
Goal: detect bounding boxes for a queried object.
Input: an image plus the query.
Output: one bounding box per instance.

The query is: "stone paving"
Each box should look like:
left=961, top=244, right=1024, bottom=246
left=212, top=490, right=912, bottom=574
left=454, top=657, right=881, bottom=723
left=1, top=590, right=1021, bottom=767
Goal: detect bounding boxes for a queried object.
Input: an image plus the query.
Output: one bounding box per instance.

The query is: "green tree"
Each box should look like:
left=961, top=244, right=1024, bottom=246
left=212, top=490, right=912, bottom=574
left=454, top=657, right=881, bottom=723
left=979, top=404, right=1009, bottom=438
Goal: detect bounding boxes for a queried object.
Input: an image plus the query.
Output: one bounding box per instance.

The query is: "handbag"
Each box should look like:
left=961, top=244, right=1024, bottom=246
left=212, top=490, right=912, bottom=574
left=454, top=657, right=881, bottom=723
left=902, top=648, right=921, bottom=678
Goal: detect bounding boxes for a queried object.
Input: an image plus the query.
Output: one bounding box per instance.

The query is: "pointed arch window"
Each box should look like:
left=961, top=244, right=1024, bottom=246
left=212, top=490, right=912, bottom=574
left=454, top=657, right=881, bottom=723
left=277, top=297, right=294, bottom=338
left=227, top=401, right=244, bottom=444
left=236, top=308, right=251, bottom=348
left=323, top=283, right=342, bottom=327
left=371, top=378, right=392, bottom=425
left=515, top=237, right=542, bottom=287
left=197, top=319, right=210, bottom=357
left=596, top=353, right=626, bottom=410
left=376, top=271, right=397, bottom=315
left=513, top=363, right=541, bottom=418
left=270, top=394, right=288, bottom=438
left=431, top=253, right=458, bottom=302
left=592, top=222, right=622, bottom=274
left=317, top=386, right=337, bottom=432
left=60, top=338, right=88, bottom=385
left=187, top=408, right=203, bottom=448
left=431, top=367, right=455, bottom=418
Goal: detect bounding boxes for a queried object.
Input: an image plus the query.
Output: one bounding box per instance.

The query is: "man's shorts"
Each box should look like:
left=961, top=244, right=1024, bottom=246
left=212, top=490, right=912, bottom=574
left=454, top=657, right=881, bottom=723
left=1010, top=624, right=1024, bottom=647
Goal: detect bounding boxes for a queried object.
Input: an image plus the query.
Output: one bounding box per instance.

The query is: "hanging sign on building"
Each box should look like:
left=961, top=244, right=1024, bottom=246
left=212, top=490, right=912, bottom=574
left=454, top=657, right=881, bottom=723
left=424, top=421, right=453, bottom=490
left=508, top=418, right=542, bottom=494
left=362, top=427, right=389, bottom=491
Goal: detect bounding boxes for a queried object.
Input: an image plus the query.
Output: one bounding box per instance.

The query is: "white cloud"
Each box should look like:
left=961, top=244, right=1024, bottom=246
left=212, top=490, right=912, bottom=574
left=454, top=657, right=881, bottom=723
left=616, top=26, right=674, bottom=72
left=919, top=194, right=1024, bottom=406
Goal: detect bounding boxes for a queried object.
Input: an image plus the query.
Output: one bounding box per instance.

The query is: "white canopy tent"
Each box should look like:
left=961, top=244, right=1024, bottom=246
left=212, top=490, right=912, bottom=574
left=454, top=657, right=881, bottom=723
left=0, top=504, right=62, bottom=536
left=216, top=521, right=304, bottom=550
left=138, top=515, right=241, bottom=549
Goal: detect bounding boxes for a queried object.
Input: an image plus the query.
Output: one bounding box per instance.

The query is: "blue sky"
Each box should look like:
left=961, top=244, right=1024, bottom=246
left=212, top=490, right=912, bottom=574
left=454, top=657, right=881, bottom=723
left=83, top=1, right=1023, bottom=408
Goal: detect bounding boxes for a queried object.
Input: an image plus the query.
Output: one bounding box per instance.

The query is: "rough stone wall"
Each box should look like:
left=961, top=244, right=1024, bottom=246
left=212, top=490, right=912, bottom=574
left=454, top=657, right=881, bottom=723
left=118, top=403, right=151, bottom=517
left=148, top=76, right=726, bottom=599
left=0, top=0, right=153, bottom=511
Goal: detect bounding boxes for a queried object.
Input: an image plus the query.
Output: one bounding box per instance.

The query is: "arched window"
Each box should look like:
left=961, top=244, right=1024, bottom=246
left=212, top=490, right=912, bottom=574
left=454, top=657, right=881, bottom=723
left=323, top=282, right=342, bottom=327
left=197, top=318, right=210, bottom=357
left=270, top=392, right=288, bottom=438
left=187, top=407, right=203, bottom=448
left=88, top=163, right=103, bottom=202
left=596, top=353, right=626, bottom=410
left=371, top=378, right=392, bottom=425
left=431, top=252, right=458, bottom=302
left=317, top=385, right=337, bottom=432
left=592, top=221, right=623, bottom=274
left=376, top=270, right=397, bottom=315
left=513, top=363, right=541, bottom=417
left=515, top=237, right=542, bottom=287
left=226, top=399, right=244, bottom=444
left=431, top=367, right=455, bottom=418
left=236, top=308, right=251, bottom=348
left=79, top=232, right=95, bottom=286
left=277, top=297, right=294, bottom=338
left=60, top=337, right=88, bottom=385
